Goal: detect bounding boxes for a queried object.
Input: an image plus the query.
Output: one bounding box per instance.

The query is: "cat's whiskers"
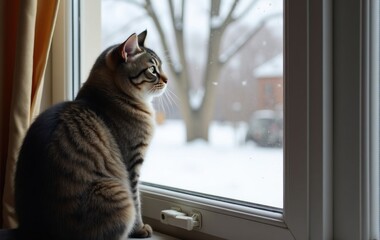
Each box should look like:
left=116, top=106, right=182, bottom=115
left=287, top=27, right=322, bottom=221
left=166, top=88, right=181, bottom=106
left=161, top=92, right=173, bottom=114
left=158, top=94, right=167, bottom=114
left=150, top=85, right=174, bottom=115
left=162, top=94, right=170, bottom=114
left=163, top=91, right=173, bottom=109
left=163, top=92, right=172, bottom=107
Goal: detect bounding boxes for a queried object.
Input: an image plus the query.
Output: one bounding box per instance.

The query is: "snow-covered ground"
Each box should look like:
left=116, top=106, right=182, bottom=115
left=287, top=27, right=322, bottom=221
left=142, top=120, right=283, bottom=208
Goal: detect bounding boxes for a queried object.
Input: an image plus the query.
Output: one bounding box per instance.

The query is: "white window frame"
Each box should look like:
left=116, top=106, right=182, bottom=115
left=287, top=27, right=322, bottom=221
left=49, top=0, right=372, bottom=239
left=361, top=0, right=379, bottom=239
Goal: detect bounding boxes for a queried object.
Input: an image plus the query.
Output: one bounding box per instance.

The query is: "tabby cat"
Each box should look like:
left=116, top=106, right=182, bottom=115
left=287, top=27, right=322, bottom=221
left=15, top=31, right=167, bottom=240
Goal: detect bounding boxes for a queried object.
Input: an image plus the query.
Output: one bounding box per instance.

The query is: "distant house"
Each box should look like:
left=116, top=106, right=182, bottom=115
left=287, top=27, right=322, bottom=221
left=253, top=54, right=283, bottom=111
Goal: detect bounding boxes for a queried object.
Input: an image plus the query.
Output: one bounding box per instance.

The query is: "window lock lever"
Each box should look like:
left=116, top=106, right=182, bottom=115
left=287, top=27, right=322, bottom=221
left=160, top=209, right=201, bottom=231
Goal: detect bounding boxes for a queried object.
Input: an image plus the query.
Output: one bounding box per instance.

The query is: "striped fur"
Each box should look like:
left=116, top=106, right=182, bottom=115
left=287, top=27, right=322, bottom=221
left=15, top=31, right=166, bottom=240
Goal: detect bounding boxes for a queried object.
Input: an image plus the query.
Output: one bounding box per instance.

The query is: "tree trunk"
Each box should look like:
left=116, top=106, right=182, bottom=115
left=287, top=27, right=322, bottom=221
left=160, top=2, right=228, bottom=142
left=184, top=109, right=211, bottom=142
left=174, top=27, right=222, bottom=142
left=177, top=63, right=221, bottom=142
left=174, top=79, right=213, bottom=142
left=175, top=66, right=219, bottom=142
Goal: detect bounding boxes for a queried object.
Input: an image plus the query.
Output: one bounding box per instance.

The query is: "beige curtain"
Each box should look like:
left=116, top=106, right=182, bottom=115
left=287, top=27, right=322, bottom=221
left=1, top=0, right=60, bottom=228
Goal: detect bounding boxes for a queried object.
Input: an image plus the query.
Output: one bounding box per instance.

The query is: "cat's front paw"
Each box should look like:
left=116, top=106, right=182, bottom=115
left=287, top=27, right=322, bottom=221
left=129, top=224, right=153, bottom=238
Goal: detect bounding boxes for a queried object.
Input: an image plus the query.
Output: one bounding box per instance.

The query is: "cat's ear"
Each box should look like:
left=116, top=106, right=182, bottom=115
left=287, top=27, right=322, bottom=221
left=119, top=33, right=141, bottom=61
left=138, top=30, right=147, bottom=47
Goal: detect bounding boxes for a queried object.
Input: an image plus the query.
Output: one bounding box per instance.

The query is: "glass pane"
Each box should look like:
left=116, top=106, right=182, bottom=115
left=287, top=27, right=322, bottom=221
left=370, top=0, right=380, bottom=237
left=100, top=0, right=283, bottom=209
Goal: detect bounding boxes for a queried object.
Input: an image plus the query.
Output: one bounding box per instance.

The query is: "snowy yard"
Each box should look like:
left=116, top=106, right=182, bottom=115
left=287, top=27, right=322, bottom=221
left=142, top=120, right=283, bottom=209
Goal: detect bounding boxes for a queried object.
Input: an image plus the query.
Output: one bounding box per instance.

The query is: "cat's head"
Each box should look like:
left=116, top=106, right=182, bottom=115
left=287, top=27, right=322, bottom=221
left=104, top=30, right=168, bottom=101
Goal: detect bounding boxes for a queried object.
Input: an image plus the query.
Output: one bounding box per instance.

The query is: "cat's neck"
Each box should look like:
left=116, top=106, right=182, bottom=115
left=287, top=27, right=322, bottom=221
left=76, top=80, right=154, bottom=118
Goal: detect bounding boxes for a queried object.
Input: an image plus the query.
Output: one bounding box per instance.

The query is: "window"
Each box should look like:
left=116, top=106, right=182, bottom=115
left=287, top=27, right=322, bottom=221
left=57, top=0, right=317, bottom=238
left=98, top=0, right=284, bottom=210
left=77, top=1, right=308, bottom=238
left=50, top=0, right=371, bottom=239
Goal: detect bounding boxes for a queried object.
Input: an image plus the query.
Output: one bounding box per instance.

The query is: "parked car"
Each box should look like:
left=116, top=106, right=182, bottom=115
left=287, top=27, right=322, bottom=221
left=246, top=110, right=283, bottom=147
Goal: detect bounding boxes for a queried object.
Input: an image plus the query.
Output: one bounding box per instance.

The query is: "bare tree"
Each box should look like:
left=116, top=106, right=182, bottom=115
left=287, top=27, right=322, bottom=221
left=130, top=0, right=281, bottom=141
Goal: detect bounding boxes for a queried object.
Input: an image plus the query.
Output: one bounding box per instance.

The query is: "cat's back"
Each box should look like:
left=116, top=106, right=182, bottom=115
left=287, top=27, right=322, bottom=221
left=15, top=101, right=69, bottom=238
left=15, top=99, right=125, bottom=195
left=16, top=101, right=68, bottom=173
left=15, top=100, right=127, bottom=239
left=15, top=101, right=78, bottom=206
left=16, top=101, right=93, bottom=171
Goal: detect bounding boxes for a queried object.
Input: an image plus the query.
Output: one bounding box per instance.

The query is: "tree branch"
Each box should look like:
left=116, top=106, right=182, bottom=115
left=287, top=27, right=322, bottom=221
left=211, top=0, right=221, bottom=17
left=144, top=0, right=179, bottom=75
left=221, top=0, right=240, bottom=28
left=168, top=0, right=180, bottom=30
left=233, top=0, right=259, bottom=22
left=168, top=0, right=187, bottom=76
left=219, top=13, right=281, bottom=65
left=180, top=0, right=185, bottom=24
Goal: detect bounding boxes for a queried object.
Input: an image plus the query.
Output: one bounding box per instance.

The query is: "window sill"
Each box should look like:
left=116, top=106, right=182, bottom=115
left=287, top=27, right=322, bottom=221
left=0, top=229, right=179, bottom=240
left=131, top=232, right=179, bottom=240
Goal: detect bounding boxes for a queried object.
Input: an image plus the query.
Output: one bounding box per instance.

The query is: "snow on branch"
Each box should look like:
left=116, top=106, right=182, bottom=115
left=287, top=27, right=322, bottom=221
left=210, top=16, right=225, bottom=29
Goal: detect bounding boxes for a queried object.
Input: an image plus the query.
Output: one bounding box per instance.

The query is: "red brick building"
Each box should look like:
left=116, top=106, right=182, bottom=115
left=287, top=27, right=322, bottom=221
left=253, top=54, right=283, bottom=111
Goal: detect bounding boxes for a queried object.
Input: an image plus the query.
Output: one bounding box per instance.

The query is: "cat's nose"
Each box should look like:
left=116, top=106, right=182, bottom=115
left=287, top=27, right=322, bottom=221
left=161, top=74, right=168, bottom=84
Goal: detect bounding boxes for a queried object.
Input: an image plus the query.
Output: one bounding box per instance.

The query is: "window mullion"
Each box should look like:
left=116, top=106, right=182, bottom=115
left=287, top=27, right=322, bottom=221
left=333, top=0, right=364, bottom=239
left=283, top=0, right=308, bottom=238
left=308, top=0, right=333, bottom=238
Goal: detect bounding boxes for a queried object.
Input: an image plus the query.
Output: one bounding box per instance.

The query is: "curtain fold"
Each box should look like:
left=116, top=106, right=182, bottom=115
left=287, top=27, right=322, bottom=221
left=0, top=0, right=20, bottom=229
left=1, top=0, right=60, bottom=228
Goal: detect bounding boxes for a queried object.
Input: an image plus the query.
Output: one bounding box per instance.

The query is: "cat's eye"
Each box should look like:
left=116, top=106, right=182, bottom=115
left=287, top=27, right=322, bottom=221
left=147, top=66, right=156, bottom=75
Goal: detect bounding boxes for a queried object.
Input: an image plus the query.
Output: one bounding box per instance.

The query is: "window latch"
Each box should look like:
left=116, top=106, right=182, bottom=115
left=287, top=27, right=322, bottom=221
left=160, top=208, right=201, bottom=231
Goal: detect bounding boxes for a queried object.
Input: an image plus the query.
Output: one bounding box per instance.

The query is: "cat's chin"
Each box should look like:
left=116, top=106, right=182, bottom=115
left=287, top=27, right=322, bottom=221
left=145, top=90, right=165, bottom=102
left=149, top=91, right=165, bottom=99
left=149, top=86, right=167, bottom=98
